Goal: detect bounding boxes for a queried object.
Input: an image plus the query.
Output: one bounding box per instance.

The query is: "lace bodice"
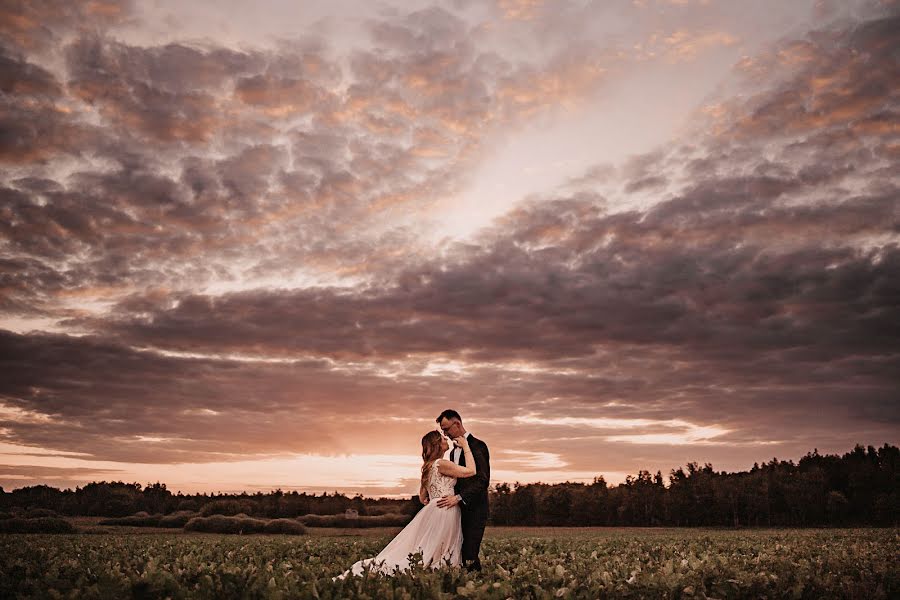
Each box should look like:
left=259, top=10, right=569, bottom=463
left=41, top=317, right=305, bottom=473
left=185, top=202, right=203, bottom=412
left=426, top=460, right=457, bottom=500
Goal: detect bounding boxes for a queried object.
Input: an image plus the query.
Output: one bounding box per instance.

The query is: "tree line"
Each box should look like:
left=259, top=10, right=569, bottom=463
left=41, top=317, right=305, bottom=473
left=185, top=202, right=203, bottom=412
left=1, top=444, right=896, bottom=526
left=491, top=444, right=898, bottom=527
left=0, top=482, right=413, bottom=519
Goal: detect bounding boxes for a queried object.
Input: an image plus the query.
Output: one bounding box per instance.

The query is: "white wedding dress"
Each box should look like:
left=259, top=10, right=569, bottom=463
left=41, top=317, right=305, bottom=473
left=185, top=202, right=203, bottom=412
left=339, top=460, right=463, bottom=577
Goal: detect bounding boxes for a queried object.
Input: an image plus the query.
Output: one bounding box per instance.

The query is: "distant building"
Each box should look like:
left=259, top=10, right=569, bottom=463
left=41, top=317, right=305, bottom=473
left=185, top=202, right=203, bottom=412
left=345, top=509, right=359, bottom=519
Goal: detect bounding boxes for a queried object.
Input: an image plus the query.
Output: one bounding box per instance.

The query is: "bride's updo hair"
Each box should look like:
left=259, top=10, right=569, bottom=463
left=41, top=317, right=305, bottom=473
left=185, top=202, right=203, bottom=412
left=421, top=430, right=444, bottom=493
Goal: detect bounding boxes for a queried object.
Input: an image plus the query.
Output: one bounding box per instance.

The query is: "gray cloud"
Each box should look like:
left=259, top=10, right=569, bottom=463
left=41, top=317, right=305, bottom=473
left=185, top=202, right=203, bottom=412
left=0, top=0, right=135, bottom=54
left=0, top=2, right=624, bottom=321
left=1, top=324, right=895, bottom=473
left=0, top=329, right=383, bottom=462
left=0, top=464, right=123, bottom=478
left=721, top=13, right=899, bottom=143
left=86, top=179, right=898, bottom=366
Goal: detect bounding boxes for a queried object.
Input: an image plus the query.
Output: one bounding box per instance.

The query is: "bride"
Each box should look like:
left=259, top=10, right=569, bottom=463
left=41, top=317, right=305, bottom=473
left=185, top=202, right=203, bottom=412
left=338, top=430, right=476, bottom=577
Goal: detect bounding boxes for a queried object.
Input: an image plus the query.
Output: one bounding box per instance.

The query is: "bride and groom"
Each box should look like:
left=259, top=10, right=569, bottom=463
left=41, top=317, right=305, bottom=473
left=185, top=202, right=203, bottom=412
left=340, top=409, right=490, bottom=577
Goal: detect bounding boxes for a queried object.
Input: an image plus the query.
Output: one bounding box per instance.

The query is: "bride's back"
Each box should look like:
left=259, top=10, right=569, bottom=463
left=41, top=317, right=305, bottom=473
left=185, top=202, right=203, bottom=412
left=427, top=460, right=456, bottom=501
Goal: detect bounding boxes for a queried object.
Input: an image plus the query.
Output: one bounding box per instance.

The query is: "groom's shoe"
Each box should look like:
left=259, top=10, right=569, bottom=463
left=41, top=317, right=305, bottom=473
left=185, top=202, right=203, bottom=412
left=464, top=559, right=482, bottom=572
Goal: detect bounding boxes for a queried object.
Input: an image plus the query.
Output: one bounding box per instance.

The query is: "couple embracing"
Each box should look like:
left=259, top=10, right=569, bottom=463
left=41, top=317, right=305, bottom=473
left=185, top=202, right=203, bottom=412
left=340, top=409, right=490, bottom=577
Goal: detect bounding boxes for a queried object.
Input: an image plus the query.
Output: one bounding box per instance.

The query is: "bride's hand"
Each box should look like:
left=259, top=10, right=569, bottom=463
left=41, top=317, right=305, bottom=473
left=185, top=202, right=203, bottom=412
left=453, top=436, right=469, bottom=448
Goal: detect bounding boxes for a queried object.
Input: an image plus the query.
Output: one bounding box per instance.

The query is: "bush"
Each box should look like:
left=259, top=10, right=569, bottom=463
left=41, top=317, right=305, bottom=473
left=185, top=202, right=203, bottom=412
left=873, top=492, right=899, bottom=526
left=298, top=514, right=340, bottom=527
left=98, top=514, right=162, bottom=527
left=184, top=515, right=267, bottom=534
left=300, top=513, right=410, bottom=528
left=0, top=517, right=76, bottom=533
left=263, top=518, right=307, bottom=535
left=159, top=511, right=198, bottom=528
left=365, top=505, right=405, bottom=516
left=176, top=498, right=201, bottom=512
left=183, top=515, right=306, bottom=535
left=23, top=508, right=59, bottom=518
left=0, top=512, right=12, bottom=520
left=199, top=500, right=256, bottom=517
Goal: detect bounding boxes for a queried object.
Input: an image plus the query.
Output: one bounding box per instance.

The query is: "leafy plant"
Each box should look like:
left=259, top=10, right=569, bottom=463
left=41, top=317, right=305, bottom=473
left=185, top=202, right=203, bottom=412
left=0, top=528, right=896, bottom=598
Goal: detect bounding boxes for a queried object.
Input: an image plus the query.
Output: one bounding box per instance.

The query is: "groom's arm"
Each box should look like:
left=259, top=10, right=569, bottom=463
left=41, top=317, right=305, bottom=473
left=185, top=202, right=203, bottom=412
left=459, top=440, right=490, bottom=507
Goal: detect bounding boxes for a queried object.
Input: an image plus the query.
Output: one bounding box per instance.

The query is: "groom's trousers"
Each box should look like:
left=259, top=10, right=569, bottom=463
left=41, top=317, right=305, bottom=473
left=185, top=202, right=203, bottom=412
left=460, top=506, right=487, bottom=571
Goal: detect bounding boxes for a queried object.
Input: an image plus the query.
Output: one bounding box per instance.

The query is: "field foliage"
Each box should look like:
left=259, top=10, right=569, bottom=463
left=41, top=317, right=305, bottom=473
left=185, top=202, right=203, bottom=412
left=1, top=528, right=896, bottom=599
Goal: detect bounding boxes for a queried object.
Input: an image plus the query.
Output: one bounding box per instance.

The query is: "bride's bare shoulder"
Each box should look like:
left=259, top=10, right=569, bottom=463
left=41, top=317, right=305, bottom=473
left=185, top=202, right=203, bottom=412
left=432, top=459, right=451, bottom=477
left=435, top=458, right=459, bottom=476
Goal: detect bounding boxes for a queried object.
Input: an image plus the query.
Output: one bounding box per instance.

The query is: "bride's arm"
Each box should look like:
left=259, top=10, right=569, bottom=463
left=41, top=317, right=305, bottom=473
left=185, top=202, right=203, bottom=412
left=436, top=440, right=477, bottom=478
left=419, top=481, right=429, bottom=505
left=437, top=459, right=474, bottom=478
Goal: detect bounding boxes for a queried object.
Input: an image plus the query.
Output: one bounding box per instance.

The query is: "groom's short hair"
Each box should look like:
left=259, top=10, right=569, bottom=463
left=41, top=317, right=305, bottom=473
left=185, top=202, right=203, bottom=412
left=436, top=409, right=462, bottom=423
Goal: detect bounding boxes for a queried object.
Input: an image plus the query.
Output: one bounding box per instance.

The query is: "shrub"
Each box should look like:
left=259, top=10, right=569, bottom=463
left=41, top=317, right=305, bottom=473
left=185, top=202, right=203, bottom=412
left=98, top=514, right=162, bottom=527
left=0, top=517, right=76, bottom=533
left=361, top=513, right=411, bottom=527
left=176, top=498, right=201, bottom=512
left=199, top=500, right=256, bottom=517
left=0, top=512, right=12, bottom=520
left=300, top=513, right=410, bottom=528
left=365, top=505, right=404, bottom=516
left=184, top=515, right=267, bottom=534
left=24, top=508, right=59, bottom=518
left=159, top=511, right=198, bottom=528
left=298, top=514, right=341, bottom=527
left=263, top=519, right=307, bottom=535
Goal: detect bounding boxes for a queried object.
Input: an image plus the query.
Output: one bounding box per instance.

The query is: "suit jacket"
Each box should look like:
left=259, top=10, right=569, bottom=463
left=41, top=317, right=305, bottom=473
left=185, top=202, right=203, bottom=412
left=453, top=434, right=490, bottom=515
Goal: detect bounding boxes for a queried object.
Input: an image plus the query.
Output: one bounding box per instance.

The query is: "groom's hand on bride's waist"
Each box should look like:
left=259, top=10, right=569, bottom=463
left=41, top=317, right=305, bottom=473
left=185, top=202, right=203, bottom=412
left=436, top=494, right=462, bottom=508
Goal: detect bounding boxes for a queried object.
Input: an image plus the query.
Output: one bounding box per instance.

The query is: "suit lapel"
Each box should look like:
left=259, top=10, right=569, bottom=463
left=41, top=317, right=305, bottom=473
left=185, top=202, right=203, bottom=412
left=456, top=435, right=479, bottom=466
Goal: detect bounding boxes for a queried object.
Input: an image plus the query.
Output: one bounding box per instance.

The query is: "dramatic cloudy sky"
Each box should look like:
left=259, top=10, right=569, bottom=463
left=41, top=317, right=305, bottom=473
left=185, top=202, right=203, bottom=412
left=1, top=0, right=898, bottom=495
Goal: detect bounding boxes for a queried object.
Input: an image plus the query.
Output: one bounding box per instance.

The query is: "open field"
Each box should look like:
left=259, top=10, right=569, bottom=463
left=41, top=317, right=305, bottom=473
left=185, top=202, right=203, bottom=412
left=2, top=527, right=897, bottom=599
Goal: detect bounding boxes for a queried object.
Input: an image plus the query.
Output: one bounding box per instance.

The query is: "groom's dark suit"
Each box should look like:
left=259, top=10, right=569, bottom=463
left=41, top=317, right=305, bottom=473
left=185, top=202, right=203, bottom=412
left=451, top=433, right=490, bottom=571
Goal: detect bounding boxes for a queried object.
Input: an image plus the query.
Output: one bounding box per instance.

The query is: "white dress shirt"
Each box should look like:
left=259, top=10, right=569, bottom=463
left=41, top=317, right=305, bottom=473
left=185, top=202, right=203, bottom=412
left=449, top=432, right=472, bottom=505
left=450, top=431, right=472, bottom=464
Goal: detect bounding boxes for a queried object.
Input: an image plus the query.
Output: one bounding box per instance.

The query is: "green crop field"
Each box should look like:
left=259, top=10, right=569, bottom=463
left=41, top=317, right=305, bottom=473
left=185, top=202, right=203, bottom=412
left=1, top=527, right=897, bottom=599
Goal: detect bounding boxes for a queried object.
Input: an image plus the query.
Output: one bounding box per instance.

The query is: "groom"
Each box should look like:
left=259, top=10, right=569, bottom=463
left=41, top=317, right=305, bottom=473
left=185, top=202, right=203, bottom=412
left=435, top=409, right=490, bottom=571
